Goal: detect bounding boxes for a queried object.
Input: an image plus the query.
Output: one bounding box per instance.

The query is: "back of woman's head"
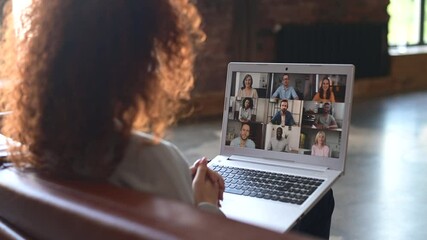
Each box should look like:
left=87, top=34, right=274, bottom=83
left=2, top=0, right=204, bottom=177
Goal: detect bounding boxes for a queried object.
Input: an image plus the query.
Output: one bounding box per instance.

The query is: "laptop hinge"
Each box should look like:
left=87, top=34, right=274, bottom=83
left=228, top=155, right=328, bottom=172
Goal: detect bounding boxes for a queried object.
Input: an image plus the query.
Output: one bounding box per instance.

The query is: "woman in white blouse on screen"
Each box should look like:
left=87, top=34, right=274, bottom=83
left=237, top=74, right=258, bottom=99
left=238, top=97, right=253, bottom=122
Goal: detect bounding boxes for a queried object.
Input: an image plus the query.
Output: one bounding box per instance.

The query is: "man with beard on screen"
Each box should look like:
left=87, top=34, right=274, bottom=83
left=267, top=127, right=289, bottom=152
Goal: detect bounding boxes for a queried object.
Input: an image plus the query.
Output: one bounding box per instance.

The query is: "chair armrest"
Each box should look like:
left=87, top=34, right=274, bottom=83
left=0, top=168, right=318, bottom=240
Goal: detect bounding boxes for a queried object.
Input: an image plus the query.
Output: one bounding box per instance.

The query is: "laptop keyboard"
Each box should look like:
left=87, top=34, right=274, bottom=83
left=211, top=165, right=324, bottom=205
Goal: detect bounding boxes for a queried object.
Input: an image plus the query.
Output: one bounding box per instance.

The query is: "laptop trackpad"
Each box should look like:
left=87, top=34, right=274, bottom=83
left=220, top=192, right=303, bottom=233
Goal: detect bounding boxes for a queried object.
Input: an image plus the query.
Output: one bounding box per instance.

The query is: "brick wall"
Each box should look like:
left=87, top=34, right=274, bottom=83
left=194, top=1, right=234, bottom=92
left=355, top=53, right=427, bottom=99
left=194, top=0, right=390, bottom=93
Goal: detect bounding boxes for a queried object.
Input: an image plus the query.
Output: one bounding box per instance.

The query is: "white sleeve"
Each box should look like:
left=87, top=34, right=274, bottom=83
left=109, top=132, right=194, bottom=204
left=109, top=132, right=224, bottom=215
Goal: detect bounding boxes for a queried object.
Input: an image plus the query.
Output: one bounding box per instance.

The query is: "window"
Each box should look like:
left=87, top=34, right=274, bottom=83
left=388, top=0, right=426, bottom=46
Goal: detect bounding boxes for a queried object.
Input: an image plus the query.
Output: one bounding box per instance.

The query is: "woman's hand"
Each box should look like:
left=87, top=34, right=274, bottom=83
left=191, top=157, right=224, bottom=206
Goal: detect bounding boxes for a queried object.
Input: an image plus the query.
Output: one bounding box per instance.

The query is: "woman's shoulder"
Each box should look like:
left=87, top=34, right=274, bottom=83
left=130, top=131, right=171, bottom=145
left=330, top=91, right=336, bottom=102
left=126, top=132, right=184, bottom=160
left=312, top=92, right=320, bottom=100
left=112, top=131, right=190, bottom=182
left=109, top=131, right=193, bottom=202
left=251, top=89, right=258, bottom=98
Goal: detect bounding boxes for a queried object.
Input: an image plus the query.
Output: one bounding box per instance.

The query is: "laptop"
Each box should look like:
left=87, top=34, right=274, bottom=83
left=208, top=62, right=354, bottom=233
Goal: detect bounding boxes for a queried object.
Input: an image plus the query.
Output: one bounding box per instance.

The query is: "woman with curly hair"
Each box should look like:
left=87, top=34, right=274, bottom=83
left=1, top=0, right=223, bottom=213
left=238, top=97, right=254, bottom=123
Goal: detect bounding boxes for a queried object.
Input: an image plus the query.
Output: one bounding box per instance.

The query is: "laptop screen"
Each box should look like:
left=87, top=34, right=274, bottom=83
left=220, top=63, right=354, bottom=171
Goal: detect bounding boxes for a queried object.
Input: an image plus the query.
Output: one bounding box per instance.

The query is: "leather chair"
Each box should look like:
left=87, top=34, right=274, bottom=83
left=0, top=167, right=316, bottom=240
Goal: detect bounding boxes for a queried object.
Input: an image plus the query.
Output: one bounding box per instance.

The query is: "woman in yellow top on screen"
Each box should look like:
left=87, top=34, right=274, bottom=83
left=237, top=74, right=258, bottom=99
left=312, top=76, right=335, bottom=102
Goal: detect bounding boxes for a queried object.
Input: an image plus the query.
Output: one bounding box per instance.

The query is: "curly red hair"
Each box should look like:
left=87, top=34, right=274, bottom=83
left=1, top=0, right=204, bottom=178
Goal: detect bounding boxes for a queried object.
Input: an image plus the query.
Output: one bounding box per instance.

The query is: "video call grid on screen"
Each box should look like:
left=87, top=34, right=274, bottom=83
left=225, top=71, right=348, bottom=159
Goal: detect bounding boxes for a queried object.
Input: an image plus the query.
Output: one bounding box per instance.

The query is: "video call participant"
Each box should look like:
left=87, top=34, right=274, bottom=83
left=312, top=76, right=336, bottom=103
left=311, top=131, right=330, bottom=157
left=230, top=123, right=255, bottom=148
left=267, top=127, right=289, bottom=152
left=237, top=74, right=258, bottom=99
left=238, top=97, right=253, bottom=123
left=314, top=103, right=338, bottom=129
left=271, top=99, right=295, bottom=126
left=271, top=74, right=299, bottom=100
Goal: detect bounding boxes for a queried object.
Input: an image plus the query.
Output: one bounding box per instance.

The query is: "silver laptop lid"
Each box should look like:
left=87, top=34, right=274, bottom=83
left=220, top=62, right=354, bottom=172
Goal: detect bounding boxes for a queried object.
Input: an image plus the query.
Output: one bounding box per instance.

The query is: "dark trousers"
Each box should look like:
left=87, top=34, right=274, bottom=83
left=291, top=189, right=335, bottom=239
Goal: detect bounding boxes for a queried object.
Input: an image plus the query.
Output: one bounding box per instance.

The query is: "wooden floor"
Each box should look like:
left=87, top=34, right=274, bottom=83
left=168, top=91, right=427, bottom=240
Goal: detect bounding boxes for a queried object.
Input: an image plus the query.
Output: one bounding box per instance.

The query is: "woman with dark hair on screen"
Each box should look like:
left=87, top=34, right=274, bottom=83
left=238, top=97, right=254, bottom=122
left=2, top=0, right=223, bottom=214
left=237, top=74, right=258, bottom=99
left=312, top=76, right=336, bottom=102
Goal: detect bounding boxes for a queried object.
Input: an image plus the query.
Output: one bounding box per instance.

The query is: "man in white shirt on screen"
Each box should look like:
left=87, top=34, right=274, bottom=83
left=267, top=126, right=289, bottom=152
